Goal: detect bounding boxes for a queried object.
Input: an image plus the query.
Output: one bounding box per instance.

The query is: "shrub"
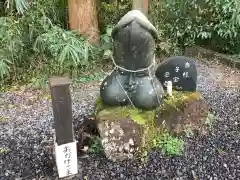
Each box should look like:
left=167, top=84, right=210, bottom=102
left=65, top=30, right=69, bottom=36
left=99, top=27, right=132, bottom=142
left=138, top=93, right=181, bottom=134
left=149, top=0, right=240, bottom=54
left=0, top=0, right=68, bottom=83
left=0, top=0, right=103, bottom=85
left=34, top=26, right=101, bottom=74
left=98, top=0, right=131, bottom=30
left=153, top=133, right=184, bottom=156
left=0, top=17, right=26, bottom=81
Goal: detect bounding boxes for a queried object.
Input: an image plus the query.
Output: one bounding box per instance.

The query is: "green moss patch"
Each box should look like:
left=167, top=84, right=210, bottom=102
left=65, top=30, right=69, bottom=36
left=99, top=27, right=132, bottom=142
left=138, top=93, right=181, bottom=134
left=95, top=96, right=156, bottom=125
left=160, top=91, right=201, bottom=113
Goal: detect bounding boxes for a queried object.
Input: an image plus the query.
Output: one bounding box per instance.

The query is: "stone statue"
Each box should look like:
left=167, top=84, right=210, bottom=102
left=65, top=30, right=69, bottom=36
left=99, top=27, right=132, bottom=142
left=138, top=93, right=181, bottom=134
left=100, top=10, right=164, bottom=110
left=155, top=56, right=197, bottom=92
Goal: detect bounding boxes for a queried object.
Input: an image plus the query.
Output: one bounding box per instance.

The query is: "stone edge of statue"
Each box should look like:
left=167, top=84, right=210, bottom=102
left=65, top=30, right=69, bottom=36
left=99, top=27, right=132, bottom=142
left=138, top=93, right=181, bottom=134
left=99, top=10, right=164, bottom=110
left=112, top=9, right=158, bottom=40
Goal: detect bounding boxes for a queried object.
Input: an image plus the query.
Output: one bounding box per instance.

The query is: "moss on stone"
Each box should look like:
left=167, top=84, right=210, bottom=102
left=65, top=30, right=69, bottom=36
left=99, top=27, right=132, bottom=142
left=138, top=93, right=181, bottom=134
left=95, top=91, right=201, bottom=158
left=160, top=91, right=201, bottom=114
left=95, top=96, right=156, bottom=125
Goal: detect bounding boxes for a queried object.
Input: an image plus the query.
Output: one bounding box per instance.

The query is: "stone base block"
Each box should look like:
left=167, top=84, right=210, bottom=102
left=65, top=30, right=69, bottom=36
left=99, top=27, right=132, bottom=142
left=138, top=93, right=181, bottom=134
left=94, top=91, right=209, bottom=161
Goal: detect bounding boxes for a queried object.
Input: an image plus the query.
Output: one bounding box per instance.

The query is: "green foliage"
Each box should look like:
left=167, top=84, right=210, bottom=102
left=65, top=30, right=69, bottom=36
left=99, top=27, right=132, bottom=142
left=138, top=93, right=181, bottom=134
left=2, top=0, right=240, bottom=87
left=100, top=25, right=114, bottom=59
left=99, top=0, right=131, bottom=27
left=100, top=0, right=240, bottom=55
left=152, top=133, right=184, bottom=156
left=149, top=0, right=240, bottom=54
left=88, top=136, right=104, bottom=155
left=0, top=0, right=65, bottom=84
left=204, top=113, right=215, bottom=129
left=1, top=0, right=29, bottom=15
left=74, top=72, right=104, bottom=83
left=34, top=26, right=101, bottom=71
left=0, top=147, right=10, bottom=154
left=0, top=16, right=26, bottom=82
left=0, top=0, right=105, bottom=86
left=27, top=74, right=48, bottom=89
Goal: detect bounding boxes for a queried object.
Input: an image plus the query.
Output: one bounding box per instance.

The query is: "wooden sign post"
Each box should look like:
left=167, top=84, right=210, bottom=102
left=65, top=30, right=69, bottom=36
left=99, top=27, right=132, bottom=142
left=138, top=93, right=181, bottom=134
left=49, top=77, right=78, bottom=178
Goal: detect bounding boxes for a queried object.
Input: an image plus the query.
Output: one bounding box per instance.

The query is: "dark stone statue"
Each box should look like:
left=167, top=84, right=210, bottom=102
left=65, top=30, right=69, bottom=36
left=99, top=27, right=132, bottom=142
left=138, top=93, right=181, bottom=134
left=100, top=10, right=164, bottom=110
left=155, top=56, right=198, bottom=91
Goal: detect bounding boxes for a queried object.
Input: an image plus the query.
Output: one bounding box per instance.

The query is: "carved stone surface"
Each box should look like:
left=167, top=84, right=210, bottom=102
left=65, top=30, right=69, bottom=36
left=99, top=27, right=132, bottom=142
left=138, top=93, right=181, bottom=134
left=96, top=111, right=142, bottom=162
left=100, top=68, right=164, bottom=110
left=155, top=56, right=197, bottom=91
left=100, top=10, right=164, bottom=110
left=112, top=10, right=157, bottom=70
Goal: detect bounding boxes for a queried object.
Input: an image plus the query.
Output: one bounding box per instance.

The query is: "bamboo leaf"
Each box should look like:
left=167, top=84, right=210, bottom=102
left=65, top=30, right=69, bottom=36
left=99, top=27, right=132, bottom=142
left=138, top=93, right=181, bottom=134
left=84, top=43, right=89, bottom=65
left=69, top=45, right=81, bottom=67
left=14, top=0, right=28, bottom=14
left=59, top=45, right=70, bottom=65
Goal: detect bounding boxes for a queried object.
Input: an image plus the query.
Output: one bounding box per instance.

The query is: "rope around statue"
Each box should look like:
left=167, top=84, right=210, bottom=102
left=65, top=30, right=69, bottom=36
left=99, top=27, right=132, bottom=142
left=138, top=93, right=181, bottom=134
left=100, top=54, right=162, bottom=109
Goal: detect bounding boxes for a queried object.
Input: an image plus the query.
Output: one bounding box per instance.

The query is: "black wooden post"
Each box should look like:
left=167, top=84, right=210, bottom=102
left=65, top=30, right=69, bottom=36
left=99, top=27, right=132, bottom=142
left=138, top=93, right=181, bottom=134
left=49, top=77, right=74, bottom=146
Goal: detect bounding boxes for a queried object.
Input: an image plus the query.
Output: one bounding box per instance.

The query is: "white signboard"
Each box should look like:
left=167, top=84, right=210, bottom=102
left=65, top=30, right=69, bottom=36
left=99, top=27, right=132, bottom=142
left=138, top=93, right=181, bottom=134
left=55, top=141, right=78, bottom=178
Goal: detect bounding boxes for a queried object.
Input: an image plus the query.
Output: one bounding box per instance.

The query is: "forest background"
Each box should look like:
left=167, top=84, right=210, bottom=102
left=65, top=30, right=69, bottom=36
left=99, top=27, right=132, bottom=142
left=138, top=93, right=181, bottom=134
left=0, top=0, right=240, bottom=88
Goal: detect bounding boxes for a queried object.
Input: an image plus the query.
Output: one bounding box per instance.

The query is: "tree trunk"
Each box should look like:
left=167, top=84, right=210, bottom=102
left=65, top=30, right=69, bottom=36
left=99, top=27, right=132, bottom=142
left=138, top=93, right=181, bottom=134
left=132, top=0, right=149, bottom=16
left=68, top=0, right=100, bottom=45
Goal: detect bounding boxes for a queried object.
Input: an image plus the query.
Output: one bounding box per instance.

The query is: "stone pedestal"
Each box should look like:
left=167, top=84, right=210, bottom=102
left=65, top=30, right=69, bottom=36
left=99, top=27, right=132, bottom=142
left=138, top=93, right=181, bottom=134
left=94, top=91, right=209, bottom=161
left=157, top=91, right=209, bottom=135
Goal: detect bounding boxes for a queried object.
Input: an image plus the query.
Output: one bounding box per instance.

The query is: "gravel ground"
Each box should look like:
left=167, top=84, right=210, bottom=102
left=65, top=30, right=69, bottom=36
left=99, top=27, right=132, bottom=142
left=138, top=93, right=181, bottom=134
left=0, top=60, right=240, bottom=180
